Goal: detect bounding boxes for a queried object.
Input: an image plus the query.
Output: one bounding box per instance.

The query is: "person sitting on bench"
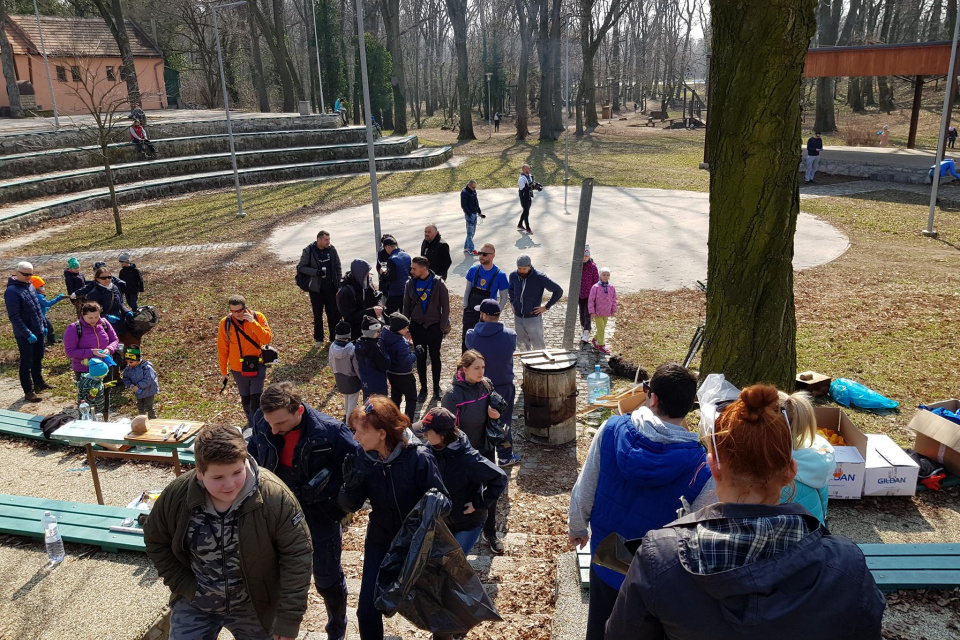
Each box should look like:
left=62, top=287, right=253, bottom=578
left=130, top=121, right=157, bottom=157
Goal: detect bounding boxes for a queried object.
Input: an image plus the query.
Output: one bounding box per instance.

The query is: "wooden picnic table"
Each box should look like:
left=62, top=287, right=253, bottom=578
left=50, top=420, right=202, bottom=505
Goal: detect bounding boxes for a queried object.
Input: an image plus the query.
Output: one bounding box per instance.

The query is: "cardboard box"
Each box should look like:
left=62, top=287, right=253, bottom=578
left=815, top=407, right=868, bottom=499
left=862, top=434, right=919, bottom=497
left=907, top=399, right=960, bottom=477
left=796, top=370, right=832, bottom=397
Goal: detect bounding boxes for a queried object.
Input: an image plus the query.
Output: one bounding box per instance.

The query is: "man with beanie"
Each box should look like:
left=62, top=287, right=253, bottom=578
left=380, top=313, right=419, bottom=421
left=64, top=257, right=87, bottom=297
left=118, top=252, right=144, bottom=310
left=579, top=246, right=599, bottom=343
left=249, top=382, right=362, bottom=640
left=329, top=320, right=361, bottom=420
left=355, top=315, right=389, bottom=397
left=403, top=255, right=451, bottom=401
left=461, top=243, right=510, bottom=352
left=379, top=237, right=411, bottom=315
left=297, top=230, right=342, bottom=347
left=466, top=299, right=521, bottom=467
left=508, top=254, right=563, bottom=351
left=5, top=261, right=48, bottom=402
left=337, top=259, right=381, bottom=340
left=420, top=224, right=452, bottom=280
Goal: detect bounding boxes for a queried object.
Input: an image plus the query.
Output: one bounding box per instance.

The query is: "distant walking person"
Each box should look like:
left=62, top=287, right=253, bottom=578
left=460, top=180, right=484, bottom=254
left=804, top=132, right=822, bottom=184
left=517, top=164, right=537, bottom=234
left=494, top=111, right=501, bottom=132
left=949, top=126, right=958, bottom=149
left=297, top=230, right=343, bottom=346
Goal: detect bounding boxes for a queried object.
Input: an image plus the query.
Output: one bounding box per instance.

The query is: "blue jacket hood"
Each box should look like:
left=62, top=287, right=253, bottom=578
left=615, top=408, right=708, bottom=485
left=472, top=321, right=504, bottom=337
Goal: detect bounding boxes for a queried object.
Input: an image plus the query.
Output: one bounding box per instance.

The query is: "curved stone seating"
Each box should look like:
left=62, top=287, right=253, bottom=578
left=0, top=136, right=419, bottom=204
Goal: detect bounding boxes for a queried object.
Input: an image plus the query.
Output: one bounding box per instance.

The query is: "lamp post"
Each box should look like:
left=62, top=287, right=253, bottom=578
left=925, top=4, right=960, bottom=237
left=486, top=72, right=492, bottom=139
left=310, top=0, right=325, bottom=113
left=32, top=0, right=59, bottom=128
left=212, top=1, right=247, bottom=218
left=355, top=0, right=382, bottom=254
left=564, top=13, right=571, bottom=209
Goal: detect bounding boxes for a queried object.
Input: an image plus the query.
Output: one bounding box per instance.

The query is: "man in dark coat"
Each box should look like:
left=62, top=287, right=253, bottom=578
left=460, top=180, right=484, bottom=254
left=336, top=259, right=380, bottom=340
left=420, top=224, right=452, bottom=280
left=4, top=261, right=48, bottom=402
left=297, top=230, right=343, bottom=346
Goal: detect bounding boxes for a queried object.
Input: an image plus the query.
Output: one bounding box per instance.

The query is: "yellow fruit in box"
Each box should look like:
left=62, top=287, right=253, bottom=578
left=818, top=428, right=845, bottom=447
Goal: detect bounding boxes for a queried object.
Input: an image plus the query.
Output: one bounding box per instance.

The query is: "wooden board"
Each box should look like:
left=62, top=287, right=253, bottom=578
left=124, top=420, right=204, bottom=444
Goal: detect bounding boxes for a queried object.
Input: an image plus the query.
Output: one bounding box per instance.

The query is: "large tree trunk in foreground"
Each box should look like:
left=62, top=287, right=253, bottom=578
left=380, top=0, right=407, bottom=133
left=701, top=0, right=817, bottom=390
left=445, top=0, right=475, bottom=140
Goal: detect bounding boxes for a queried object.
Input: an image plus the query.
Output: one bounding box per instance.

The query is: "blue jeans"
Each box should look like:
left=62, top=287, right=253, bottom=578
left=453, top=526, right=483, bottom=555
left=357, top=541, right=389, bottom=640
left=464, top=213, right=477, bottom=251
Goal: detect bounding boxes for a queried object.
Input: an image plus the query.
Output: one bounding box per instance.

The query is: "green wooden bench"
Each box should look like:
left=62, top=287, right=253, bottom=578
left=0, top=409, right=195, bottom=465
left=0, top=493, right=145, bottom=553
left=578, top=542, right=960, bottom=592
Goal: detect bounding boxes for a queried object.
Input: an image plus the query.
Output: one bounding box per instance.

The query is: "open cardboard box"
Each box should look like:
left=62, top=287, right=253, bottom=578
left=862, top=434, right=919, bottom=497
left=616, top=390, right=648, bottom=416
left=907, top=399, right=960, bottom=477
left=814, top=407, right=867, bottom=499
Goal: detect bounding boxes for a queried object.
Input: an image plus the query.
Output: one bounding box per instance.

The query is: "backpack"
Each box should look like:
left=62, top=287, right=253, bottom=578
left=129, top=306, right=161, bottom=334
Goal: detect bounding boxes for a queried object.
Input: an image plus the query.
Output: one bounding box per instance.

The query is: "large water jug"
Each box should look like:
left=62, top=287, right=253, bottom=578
left=587, top=365, right=611, bottom=404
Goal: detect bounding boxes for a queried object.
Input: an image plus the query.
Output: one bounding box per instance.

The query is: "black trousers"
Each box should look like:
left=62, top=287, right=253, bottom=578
left=579, top=297, right=592, bottom=332
left=15, top=337, right=44, bottom=394
left=481, top=449, right=500, bottom=538
left=309, top=287, right=340, bottom=342
left=388, top=372, right=418, bottom=422
left=410, top=321, right=443, bottom=391
left=518, top=194, right=532, bottom=229
left=585, top=566, right=621, bottom=640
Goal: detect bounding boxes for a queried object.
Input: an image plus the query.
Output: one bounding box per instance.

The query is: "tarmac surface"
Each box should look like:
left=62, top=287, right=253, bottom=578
left=267, top=186, right=850, bottom=293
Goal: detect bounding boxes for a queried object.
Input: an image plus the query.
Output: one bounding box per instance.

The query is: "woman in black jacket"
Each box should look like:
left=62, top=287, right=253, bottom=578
left=605, top=384, right=885, bottom=640
left=337, top=259, right=381, bottom=340
left=417, top=407, right=507, bottom=554
left=339, top=395, right=447, bottom=640
left=76, top=266, right=132, bottom=337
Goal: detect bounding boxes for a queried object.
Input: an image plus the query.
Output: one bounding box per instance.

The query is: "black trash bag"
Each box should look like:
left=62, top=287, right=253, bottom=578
left=129, top=305, right=161, bottom=334
left=592, top=532, right=643, bottom=577
left=375, top=489, right=502, bottom=634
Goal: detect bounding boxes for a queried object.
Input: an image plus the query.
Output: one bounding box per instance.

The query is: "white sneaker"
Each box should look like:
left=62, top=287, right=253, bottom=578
left=581, top=330, right=591, bottom=343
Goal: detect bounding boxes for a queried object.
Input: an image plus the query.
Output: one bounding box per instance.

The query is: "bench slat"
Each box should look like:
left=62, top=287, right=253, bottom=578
left=867, top=556, right=960, bottom=570
left=859, top=543, right=960, bottom=556
left=0, top=495, right=145, bottom=552
left=0, top=494, right=138, bottom=519
left=871, top=570, right=960, bottom=591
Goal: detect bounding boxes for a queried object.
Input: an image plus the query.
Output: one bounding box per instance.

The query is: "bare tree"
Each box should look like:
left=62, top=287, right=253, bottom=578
left=515, top=0, right=536, bottom=139
left=89, top=0, right=141, bottom=106
left=445, top=0, right=475, bottom=139
left=0, top=5, right=21, bottom=118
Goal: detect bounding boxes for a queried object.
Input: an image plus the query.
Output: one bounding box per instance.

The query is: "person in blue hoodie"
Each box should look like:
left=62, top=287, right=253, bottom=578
left=121, top=345, right=159, bottom=418
left=338, top=396, right=447, bottom=640
left=567, top=363, right=716, bottom=640
left=465, top=298, right=520, bottom=468
left=355, top=315, right=389, bottom=398
left=31, top=276, right=65, bottom=346
left=508, top=254, right=562, bottom=351
left=779, top=390, right=834, bottom=525
left=380, top=313, right=419, bottom=422
left=379, top=236, right=411, bottom=315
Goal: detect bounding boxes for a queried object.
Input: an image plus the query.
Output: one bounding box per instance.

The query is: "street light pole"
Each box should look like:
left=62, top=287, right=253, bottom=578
left=564, top=14, right=570, bottom=209
left=32, top=0, right=59, bottom=129
left=486, top=72, right=492, bottom=139
left=310, top=0, right=326, bottom=113
left=925, top=8, right=960, bottom=237
left=212, top=1, right=247, bottom=218
left=355, top=0, right=382, bottom=255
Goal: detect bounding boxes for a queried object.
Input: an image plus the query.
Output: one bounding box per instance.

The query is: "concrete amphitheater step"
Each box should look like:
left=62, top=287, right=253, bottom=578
left=0, top=145, right=453, bottom=234
left=0, top=126, right=372, bottom=179
left=0, top=136, right=420, bottom=205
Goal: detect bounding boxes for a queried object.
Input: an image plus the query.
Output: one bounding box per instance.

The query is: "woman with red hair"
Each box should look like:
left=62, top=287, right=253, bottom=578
left=606, top=384, right=885, bottom=640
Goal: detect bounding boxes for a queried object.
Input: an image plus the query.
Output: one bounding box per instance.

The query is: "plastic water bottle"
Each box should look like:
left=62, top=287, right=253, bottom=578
left=78, top=401, right=92, bottom=421
left=587, top=365, right=611, bottom=404
left=42, top=511, right=65, bottom=564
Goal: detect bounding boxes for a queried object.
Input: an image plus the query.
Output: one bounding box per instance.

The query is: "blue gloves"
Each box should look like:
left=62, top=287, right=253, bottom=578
left=53, top=294, right=65, bottom=304
left=107, top=314, right=120, bottom=323
left=27, top=333, right=37, bottom=344
left=126, top=311, right=135, bottom=319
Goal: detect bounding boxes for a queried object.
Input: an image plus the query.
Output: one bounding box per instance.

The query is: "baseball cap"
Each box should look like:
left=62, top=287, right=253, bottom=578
left=474, top=299, right=501, bottom=315
left=413, top=407, right=457, bottom=435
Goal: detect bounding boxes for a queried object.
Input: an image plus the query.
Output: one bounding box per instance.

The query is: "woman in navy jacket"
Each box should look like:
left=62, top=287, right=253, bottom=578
left=605, top=385, right=885, bottom=640
left=418, top=407, right=507, bottom=554
left=339, top=396, right=447, bottom=640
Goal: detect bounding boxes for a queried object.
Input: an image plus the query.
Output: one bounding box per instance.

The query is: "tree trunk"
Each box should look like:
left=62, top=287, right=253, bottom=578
left=581, top=40, right=598, bottom=128
left=515, top=0, right=533, bottom=139
left=274, top=0, right=304, bottom=101
left=247, top=5, right=270, bottom=112
left=380, top=0, right=407, bottom=133
left=91, top=0, right=141, bottom=106
left=0, top=10, right=22, bottom=118
left=876, top=0, right=895, bottom=113
left=102, top=147, right=122, bottom=235
left=445, top=0, right=475, bottom=139
left=814, top=77, right=835, bottom=132
left=611, top=20, right=621, bottom=113
left=701, top=0, right=816, bottom=390
left=848, top=76, right=864, bottom=111
left=253, top=0, right=296, bottom=111
left=537, top=0, right=563, bottom=140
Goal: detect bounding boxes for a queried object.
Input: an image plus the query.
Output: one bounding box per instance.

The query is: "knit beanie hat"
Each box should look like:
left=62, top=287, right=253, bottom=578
left=584, top=244, right=591, bottom=257
left=516, top=254, right=532, bottom=268
left=125, top=346, right=142, bottom=361
left=67, top=257, right=80, bottom=269
left=361, top=315, right=382, bottom=338
left=335, top=321, right=352, bottom=341
left=388, top=313, right=410, bottom=333
left=118, top=252, right=131, bottom=263
left=30, top=275, right=45, bottom=289
left=87, top=358, right=109, bottom=379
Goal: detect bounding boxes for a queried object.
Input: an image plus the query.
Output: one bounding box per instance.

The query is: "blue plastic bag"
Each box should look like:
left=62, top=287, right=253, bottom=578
left=829, top=378, right=898, bottom=410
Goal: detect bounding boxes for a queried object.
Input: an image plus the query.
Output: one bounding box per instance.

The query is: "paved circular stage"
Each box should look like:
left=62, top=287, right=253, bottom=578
left=267, top=186, right=849, bottom=293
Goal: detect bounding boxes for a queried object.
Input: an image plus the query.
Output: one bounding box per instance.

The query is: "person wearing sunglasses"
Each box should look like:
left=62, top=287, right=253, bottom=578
left=5, top=261, right=49, bottom=402
left=75, top=266, right=134, bottom=337
left=461, top=243, right=509, bottom=352
left=606, top=384, right=885, bottom=640
left=568, top=363, right=715, bottom=640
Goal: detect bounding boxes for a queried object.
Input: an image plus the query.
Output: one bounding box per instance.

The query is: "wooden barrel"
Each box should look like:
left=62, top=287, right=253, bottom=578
left=520, top=350, right=580, bottom=445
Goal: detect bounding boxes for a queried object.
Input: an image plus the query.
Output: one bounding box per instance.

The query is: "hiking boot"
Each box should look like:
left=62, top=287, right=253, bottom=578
left=498, top=454, right=522, bottom=468
left=432, top=386, right=443, bottom=398
left=417, top=388, right=428, bottom=402
left=24, top=392, right=41, bottom=403
left=35, top=382, right=53, bottom=392
left=485, top=532, right=505, bottom=555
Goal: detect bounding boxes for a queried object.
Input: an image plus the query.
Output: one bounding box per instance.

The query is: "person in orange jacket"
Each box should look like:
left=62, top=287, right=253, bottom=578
left=218, top=294, right=273, bottom=433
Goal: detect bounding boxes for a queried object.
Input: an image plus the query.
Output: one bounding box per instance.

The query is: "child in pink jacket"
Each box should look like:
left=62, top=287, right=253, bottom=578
left=588, top=267, right=617, bottom=354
